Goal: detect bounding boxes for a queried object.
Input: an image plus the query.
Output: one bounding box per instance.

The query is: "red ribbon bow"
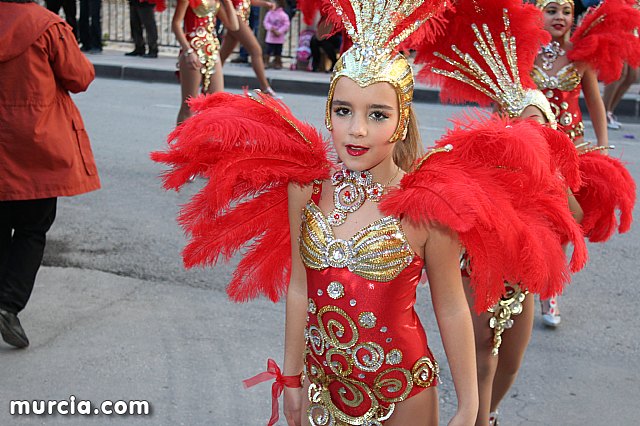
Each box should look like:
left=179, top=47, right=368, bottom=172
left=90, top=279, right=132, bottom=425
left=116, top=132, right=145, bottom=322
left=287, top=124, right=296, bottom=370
left=243, top=359, right=302, bottom=426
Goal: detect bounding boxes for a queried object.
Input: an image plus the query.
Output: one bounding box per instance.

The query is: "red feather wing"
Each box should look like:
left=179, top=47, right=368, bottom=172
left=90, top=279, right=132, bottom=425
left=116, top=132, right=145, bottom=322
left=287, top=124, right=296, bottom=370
left=575, top=151, right=636, bottom=242
left=569, top=0, right=640, bottom=83
left=381, top=113, right=587, bottom=312
left=151, top=91, right=332, bottom=302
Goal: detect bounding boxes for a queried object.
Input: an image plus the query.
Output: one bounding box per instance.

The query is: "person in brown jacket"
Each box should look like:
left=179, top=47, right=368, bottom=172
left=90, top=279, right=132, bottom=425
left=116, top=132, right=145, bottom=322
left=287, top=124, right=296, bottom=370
left=0, top=0, right=100, bottom=349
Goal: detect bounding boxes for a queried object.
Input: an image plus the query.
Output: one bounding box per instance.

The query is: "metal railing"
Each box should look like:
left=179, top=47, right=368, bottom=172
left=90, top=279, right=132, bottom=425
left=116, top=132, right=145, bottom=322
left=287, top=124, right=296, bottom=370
left=43, top=0, right=303, bottom=57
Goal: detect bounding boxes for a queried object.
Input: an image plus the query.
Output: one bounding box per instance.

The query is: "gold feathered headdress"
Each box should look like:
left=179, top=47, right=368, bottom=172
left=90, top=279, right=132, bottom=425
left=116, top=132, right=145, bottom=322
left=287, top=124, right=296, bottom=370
left=325, top=0, right=450, bottom=142
left=535, top=0, right=574, bottom=9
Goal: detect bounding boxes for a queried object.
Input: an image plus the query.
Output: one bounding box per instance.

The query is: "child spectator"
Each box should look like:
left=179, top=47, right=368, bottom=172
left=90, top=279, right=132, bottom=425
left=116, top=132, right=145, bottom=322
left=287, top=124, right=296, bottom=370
left=262, top=0, right=290, bottom=69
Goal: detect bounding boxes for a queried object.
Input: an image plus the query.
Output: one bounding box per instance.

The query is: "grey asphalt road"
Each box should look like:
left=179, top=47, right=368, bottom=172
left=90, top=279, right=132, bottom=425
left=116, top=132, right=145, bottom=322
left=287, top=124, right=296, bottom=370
left=1, top=78, right=639, bottom=425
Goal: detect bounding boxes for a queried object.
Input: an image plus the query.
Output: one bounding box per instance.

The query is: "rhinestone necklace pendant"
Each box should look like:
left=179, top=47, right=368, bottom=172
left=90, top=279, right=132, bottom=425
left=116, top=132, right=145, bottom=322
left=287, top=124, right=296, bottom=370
left=327, top=166, right=385, bottom=227
left=540, top=41, right=565, bottom=71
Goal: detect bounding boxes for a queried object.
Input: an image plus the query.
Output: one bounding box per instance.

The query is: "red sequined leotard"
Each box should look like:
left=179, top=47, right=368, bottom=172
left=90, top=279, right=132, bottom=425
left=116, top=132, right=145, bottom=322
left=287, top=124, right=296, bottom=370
left=531, top=63, right=584, bottom=142
left=183, top=5, right=220, bottom=91
left=299, top=182, right=438, bottom=425
left=232, top=0, right=251, bottom=22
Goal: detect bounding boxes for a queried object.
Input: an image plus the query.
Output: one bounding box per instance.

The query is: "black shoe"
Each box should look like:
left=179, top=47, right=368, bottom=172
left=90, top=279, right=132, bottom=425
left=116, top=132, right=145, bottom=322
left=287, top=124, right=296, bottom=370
left=143, top=52, right=158, bottom=58
left=230, top=56, right=248, bottom=64
left=80, top=45, right=91, bottom=52
left=88, top=47, right=102, bottom=54
left=0, top=309, right=29, bottom=348
left=125, top=50, right=145, bottom=57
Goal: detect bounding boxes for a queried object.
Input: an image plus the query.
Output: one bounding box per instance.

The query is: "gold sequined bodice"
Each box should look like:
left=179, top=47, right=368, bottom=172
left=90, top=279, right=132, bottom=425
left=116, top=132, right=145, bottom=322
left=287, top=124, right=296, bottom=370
left=531, top=64, right=581, bottom=92
left=299, top=201, right=414, bottom=282
left=532, top=63, right=584, bottom=141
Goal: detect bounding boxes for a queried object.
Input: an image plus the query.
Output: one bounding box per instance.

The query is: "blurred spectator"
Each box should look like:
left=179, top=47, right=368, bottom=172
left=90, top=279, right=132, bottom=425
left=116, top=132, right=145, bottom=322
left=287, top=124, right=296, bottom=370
left=45, top=0, right=78, bottom=39
left=263, top=0, right=290, bottom=69
left=603, top=64, right=638, bottom=129
left=79, top=0, right=102, bottom=53
left=126, top=0, right=163, bottom=58
left=310, top=17, right=340, bottom=72
left=293, top=28, right=314, bottom=71
left=0, top=0, right=100, bottom=349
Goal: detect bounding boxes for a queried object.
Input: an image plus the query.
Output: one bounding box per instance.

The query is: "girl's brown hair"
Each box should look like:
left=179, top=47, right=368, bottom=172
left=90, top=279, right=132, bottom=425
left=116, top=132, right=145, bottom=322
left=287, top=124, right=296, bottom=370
left=393, top=107, right=423, bottom=172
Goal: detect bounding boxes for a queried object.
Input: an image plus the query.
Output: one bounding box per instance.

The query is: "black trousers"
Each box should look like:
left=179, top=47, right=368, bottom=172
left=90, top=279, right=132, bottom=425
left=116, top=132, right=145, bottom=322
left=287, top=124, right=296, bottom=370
left=79, top=0, right=102, bottom=50
left=46, top=0, right=78, bottom=39
left=0, top=199, right=57, bottom=314
left=129, top=0, right=158, bottom=54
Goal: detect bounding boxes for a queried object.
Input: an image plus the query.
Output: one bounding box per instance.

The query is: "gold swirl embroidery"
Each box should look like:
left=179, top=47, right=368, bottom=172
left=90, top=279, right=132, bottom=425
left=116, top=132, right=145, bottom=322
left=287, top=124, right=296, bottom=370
left=326, top=348, right=354, bottom=377
left=317, top=306, right=360, bottom=350
left=412, top=356, right=439, bottom=388
left=352, top=342, right=385, bottom=373
left=306, top=303, right=438, bottom=424
left=373, top=367, right=413, bottom=403
left=307, top=325, right=325, bottom=356
left=308, top=376, right=389, bottom=425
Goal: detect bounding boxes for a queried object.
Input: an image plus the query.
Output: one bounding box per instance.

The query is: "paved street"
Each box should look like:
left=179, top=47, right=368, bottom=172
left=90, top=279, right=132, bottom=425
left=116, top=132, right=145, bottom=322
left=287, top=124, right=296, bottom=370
left=1, top=77, right=639, bottom=425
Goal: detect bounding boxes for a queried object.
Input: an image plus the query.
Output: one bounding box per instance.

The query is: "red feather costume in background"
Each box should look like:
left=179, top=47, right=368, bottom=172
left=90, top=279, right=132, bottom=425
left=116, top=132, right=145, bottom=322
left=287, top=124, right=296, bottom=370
left=414, top=0, right=636, bottom=245
left=531, top=0, right=638, bottom=243
left=411, top=0, right=584, bottom=284
left=414, top=0, right=549, bottom=109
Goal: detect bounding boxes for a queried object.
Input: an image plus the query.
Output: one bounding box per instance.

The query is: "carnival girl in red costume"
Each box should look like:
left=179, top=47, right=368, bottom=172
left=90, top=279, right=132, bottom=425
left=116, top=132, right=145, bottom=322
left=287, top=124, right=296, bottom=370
left=171, top=0, right=239, bottom=123
left=152, top=0, right=588, bottom=424
left=533, top=0, right=640, bottom=326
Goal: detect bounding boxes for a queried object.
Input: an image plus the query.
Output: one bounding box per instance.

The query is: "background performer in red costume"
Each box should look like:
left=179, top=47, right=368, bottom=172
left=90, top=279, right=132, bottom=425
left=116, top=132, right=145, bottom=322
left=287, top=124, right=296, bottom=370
left=171, top=0, right=239, bottom=123
left=533, top=0, right=639, bottom=327
left=413, top=1, right=590, bottom=423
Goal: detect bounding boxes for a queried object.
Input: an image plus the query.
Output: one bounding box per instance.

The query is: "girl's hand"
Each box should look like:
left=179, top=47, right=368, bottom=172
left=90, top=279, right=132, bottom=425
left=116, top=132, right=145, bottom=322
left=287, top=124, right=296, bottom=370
left=283, top=386, right=303, bottom=426
left=184, top=51, right=201, bottom=70
left=448, top=409, right=477, bottom=426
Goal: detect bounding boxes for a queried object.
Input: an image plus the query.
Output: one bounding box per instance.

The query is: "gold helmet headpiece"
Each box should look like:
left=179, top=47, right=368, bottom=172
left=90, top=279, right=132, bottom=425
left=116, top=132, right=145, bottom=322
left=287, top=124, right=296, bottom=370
left=325, top=0, right=450, bottom=142
left=535, top=0, right=574, bottom=9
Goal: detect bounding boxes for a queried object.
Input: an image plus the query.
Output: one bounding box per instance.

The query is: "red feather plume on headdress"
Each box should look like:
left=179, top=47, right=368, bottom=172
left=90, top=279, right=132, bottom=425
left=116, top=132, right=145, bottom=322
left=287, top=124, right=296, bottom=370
left=151, top=92, right=332, bottom=302
left=297, top=0, right=452, bottom=50
left=381, top=112, right=587, bottom=312
left=414, top=0, right=549, bottom=106
left=569, top=0, right=640, bottom=83
left=574, top=151, right=636, bottom=242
